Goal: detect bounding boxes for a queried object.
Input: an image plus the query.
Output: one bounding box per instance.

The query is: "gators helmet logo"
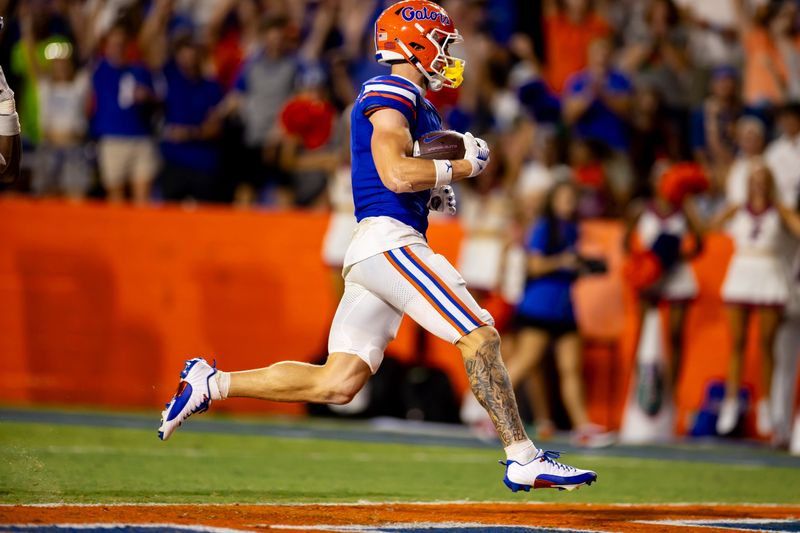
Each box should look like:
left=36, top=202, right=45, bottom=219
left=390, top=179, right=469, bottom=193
left=374, top=0, right=464, bottom=91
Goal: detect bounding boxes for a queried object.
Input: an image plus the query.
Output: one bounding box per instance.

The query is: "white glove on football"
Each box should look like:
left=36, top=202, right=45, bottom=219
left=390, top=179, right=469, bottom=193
left=463, top=131, right=490, bottom=177
left=428, top=185, right=457, bottom=215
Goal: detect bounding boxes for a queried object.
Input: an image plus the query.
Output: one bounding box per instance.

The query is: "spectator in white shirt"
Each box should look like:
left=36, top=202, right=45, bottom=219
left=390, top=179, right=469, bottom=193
left=34, top=44, right=92, bottom=198
left=765, top=102, right=800, bottom=209
left=768, top=102, right=800, bottom=448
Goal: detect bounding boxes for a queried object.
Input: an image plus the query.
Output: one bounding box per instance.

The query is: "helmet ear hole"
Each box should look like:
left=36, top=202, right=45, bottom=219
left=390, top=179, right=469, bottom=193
left=409, top=42, right=425, bottom=51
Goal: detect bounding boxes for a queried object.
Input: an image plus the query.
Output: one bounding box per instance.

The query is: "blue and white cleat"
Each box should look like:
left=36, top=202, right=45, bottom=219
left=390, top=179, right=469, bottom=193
left=501, top=450, right=597, bottom=492
left=158, top=358, right=216, bottom=441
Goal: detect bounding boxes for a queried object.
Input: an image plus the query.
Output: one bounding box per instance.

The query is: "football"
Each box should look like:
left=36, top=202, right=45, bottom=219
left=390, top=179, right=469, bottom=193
left=412, top=130, right=466, bottom=160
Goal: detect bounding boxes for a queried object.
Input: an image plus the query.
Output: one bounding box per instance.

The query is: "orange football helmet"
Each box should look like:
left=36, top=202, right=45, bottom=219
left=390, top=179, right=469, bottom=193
left=374, top=0, right=464, bottom=91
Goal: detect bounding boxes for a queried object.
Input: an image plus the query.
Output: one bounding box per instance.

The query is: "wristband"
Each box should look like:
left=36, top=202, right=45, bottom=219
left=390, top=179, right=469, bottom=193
left=433, top=159, right=453, bottom=187
left=0, top=96, right=15, bottom=115
left=0, top=111, right=20, bottom=136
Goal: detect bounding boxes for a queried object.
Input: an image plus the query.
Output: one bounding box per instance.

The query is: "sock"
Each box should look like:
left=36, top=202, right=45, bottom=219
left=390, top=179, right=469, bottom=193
left=504, top=439, right=538, bottom=464
left=212, top=370, right=230, bottom=400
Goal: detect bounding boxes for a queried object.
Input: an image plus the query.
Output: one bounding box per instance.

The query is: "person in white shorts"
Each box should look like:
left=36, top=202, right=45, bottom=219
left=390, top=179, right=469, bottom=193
left=157, top=0, right=597, bottom=493
left=766, top=103, right=800, bottom=448
left=624, top=169, right=704, bottom=393
left=0, top=26, right=21, bottom=186
left=712, top=160, right=800, bottom=437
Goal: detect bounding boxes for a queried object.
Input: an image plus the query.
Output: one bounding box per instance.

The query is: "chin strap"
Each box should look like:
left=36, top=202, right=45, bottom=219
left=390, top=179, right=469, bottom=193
left=396, top=39, right=443, bottom=91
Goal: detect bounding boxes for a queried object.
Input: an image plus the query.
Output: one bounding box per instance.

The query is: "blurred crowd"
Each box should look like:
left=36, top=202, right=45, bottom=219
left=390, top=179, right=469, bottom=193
left=1, top=0, right=799, bottom=446
left=0, top=0, right=796, bottom=211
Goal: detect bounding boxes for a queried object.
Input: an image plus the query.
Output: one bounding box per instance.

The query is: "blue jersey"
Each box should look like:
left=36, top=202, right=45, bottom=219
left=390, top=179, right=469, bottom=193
left=91, top=59, right=153, bottom=137
left=160, top=61, right=224, bottom=172
left=350, top=75, right=442, bottom=236
left=516, top=219, right=579, bottom=324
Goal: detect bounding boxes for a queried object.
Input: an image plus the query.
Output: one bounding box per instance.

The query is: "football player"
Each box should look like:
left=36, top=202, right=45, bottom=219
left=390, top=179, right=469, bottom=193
left=159, top=0, right=597, bottom=492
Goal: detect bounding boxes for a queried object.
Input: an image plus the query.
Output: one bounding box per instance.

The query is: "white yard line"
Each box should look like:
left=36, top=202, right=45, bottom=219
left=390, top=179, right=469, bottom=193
left=264, top=522, right=602, bottom=532
left=1, top=502, right=799, bottom=508
left=634, top=518, right=800, bottom=532
left=1, top=524, right=247, bottom=532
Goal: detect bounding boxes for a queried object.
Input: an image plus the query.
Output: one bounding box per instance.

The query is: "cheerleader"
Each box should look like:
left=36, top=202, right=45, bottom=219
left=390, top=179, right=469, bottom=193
left=623, top=168, right=704, bottom=393
left=714, top=161, right=800, bottom=436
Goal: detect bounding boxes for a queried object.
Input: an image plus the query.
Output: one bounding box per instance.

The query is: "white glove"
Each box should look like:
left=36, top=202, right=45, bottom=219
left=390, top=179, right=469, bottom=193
left=428, top=185, right=457, bottom=215
left=463, top=131, right=490, bottom=177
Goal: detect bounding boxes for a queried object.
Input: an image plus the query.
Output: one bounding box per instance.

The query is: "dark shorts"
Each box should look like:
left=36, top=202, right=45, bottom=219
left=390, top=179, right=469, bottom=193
left=160, top=161, right=216, bottom=202
left=510, top=313, right=579, bottom=339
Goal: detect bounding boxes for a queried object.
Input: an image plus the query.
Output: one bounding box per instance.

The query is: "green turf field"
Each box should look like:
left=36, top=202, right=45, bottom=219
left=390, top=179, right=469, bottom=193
left=2, top=419, right=800, bottom=505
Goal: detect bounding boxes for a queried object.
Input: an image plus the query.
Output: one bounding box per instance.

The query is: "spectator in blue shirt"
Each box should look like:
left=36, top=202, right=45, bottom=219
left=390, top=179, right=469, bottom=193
left=503, top=180, right=614, bottom=447
left=515, top=181, right=581, bottom=332
left=157, top=36, right=224, bottom=202
left=562, top=38, right=633, bottom=152
left=91, top=24, right=158, bottom=204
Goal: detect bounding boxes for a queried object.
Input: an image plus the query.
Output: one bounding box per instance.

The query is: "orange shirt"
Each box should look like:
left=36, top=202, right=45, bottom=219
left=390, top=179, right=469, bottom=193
left=743, top=29, right=800, bottom=106
left=544, top=13, right=610, bottom=94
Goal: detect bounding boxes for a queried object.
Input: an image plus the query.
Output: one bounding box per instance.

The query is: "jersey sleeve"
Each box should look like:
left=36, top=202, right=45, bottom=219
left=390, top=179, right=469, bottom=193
left=527, top=220, right=550, bottom=254
left=358, top=80, right=418, bottom=127
left=131, top=65, right=154, bottom=90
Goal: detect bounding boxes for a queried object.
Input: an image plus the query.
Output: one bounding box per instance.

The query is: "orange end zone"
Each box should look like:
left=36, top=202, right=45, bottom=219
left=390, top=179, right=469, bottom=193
left=3, top=503, right=800, bottom=532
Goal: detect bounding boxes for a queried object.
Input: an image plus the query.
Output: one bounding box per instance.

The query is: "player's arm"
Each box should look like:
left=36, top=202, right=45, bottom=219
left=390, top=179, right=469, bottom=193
left=525, top=221, right=579, bottom=276
left=562, top=91, right=593, bottom=125
left=528, top=251, right=579, bottom=277
left=777, top=203, right=800, bottom=238
left=708, top=204, right=738, bottom=232
left=622, top=201, right=644, bottom=253
left=369, top=108, right=484, bottom=193
left=682, top=197, right=705, bottom=258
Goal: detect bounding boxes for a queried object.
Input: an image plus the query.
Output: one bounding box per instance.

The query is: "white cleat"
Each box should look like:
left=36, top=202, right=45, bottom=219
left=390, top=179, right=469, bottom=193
left=502, top=450, right=597, bottom=492
left=756, top=398, right=773, bottom=437
left=158, top=358, right=216, bottom=441
left=716, top=397, right=739, bottom=435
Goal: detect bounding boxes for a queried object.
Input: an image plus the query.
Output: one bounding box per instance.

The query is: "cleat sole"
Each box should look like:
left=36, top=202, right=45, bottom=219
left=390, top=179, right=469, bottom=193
left=503, top=477, right=531, bottom=492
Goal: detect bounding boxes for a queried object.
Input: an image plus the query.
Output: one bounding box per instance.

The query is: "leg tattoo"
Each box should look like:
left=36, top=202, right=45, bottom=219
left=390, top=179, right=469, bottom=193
left=464, top=335, right=527, bottom=447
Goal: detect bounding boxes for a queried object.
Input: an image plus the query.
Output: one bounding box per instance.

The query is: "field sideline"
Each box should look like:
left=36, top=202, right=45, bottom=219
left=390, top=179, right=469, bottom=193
left=2, top=407, right=800, bottom=531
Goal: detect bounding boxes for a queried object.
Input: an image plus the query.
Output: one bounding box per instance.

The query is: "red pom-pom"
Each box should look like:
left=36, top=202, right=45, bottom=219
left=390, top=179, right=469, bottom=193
left=658, top=162, right=709, bottom=205
left=622, top=250, right=663, bottom=291
left=279, top=96, right=336, bottom=150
